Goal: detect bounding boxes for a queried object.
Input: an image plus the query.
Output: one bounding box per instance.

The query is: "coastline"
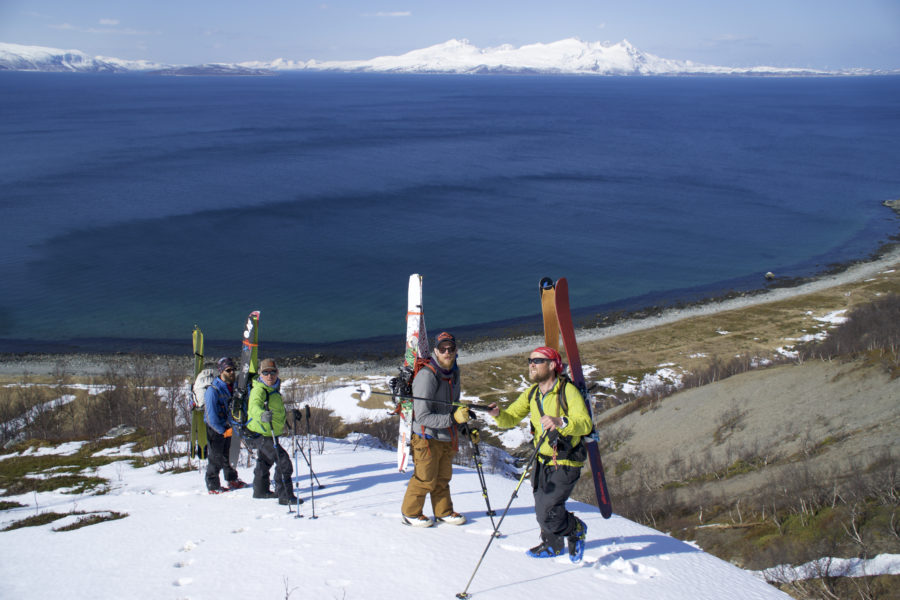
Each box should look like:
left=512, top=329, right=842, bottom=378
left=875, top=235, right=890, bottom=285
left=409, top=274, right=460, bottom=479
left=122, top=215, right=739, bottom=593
left=460, top=243, right=900, bottom=362
left=2, top=243, right=898, bottom=379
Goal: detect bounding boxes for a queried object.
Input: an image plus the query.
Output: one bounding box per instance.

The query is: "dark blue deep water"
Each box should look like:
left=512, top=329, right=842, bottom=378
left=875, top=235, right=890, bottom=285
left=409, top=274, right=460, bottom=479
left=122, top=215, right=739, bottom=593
left=1, top=72, right=899, bottom=356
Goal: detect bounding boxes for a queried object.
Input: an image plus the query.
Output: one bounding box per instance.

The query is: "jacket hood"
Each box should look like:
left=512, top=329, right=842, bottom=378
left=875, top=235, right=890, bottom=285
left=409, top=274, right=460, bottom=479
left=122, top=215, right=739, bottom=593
left=253, top=377, right=281, bottom=393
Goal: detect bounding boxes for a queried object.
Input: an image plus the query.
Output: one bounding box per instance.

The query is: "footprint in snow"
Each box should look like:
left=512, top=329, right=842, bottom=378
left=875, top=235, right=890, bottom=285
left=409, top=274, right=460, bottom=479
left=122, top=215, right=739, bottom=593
left=174, top=559, right=193, bottom=568
left=592, top=556, right=660, bottom=584
left=173, top=577, right=193, bottom=586
left=180, top=541, right=199, bottom=552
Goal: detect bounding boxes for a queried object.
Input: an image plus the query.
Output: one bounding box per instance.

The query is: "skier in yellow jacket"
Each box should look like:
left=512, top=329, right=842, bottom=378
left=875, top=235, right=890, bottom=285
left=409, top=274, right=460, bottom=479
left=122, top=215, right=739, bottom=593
left=488, top=346, right=592, bottom=561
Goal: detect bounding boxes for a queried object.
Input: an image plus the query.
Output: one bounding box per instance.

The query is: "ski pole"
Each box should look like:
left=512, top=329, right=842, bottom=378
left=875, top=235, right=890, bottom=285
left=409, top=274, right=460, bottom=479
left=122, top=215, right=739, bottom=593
left=291, top=415, right=303, bottom=518
left=465, top=425, right=497, bottom=530
left=298, top=446, right=325, bottom=488
left=260, top=394, right=286, bottom=508
left=305, top=405, right=318, bottom=519
left=456, top=431, right=549, bottom=600
left=357, top=384, right=492, bottom=411
left=291, top=409, right=325, bottom=488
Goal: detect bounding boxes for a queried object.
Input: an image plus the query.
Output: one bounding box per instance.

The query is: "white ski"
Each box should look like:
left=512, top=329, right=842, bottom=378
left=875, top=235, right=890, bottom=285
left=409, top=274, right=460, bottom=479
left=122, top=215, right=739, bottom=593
left=398, top=274, right=429, bottom=472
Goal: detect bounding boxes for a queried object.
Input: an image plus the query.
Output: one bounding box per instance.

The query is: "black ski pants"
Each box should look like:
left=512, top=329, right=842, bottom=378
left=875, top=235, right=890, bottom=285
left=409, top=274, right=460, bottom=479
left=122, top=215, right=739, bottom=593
left=246, top=434, right=294, bottom=500
left=205, top=426, right=238, bottom=491
left=532, top=459, right=581, bottom=551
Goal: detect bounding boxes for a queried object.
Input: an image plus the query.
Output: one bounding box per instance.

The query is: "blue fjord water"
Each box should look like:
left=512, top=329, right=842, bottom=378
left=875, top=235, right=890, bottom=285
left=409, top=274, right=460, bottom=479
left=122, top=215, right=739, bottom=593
left=1, top=72, right=898, bottom=356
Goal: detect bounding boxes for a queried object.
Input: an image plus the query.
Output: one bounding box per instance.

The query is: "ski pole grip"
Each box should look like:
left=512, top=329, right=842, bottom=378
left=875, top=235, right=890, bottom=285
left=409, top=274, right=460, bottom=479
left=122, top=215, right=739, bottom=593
left=305, top=405, right=311, bottom=420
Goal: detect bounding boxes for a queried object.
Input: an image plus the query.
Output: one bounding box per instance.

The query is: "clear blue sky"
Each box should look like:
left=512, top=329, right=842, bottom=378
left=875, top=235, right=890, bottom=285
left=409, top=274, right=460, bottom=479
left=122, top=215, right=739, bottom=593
left=2, top=0, right=899, bottom=69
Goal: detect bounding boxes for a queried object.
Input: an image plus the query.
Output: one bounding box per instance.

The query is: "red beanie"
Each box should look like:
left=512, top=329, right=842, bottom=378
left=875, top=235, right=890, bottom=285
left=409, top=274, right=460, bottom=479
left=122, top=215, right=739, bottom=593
left=532, top=346, right=563, bottom=373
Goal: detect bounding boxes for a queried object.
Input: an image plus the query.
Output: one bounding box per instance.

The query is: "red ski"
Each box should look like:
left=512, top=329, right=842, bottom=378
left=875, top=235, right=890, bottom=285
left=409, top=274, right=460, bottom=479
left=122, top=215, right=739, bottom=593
left=550, top=277, right=612, bottom=519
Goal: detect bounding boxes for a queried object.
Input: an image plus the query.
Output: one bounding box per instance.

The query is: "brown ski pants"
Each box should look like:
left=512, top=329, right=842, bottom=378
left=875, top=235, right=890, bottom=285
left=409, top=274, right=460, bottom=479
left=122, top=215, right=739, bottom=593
left=401, top=434, right=456, bottom=518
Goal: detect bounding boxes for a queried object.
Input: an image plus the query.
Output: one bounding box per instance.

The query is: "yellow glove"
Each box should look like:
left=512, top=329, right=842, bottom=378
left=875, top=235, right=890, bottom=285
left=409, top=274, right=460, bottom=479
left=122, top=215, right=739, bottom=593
left=453, top=405, right=470, bottom=424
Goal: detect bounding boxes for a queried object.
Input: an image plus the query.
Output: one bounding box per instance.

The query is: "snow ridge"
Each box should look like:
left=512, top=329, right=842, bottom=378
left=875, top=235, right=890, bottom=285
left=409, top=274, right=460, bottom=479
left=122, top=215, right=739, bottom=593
left=3, top=39, right=889, bottom=76
left=0, top=42, right=162, bottom=72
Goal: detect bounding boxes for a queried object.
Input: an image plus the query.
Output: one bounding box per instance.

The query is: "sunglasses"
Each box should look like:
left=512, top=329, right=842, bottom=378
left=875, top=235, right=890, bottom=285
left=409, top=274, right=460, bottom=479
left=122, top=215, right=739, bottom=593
left=528, top=357, right=551, bottom=365
left=436, top=345, right=457, bottom=354
left=261, top=369, right=278, bottom=376
left=223, top=368, right=236, bottom=373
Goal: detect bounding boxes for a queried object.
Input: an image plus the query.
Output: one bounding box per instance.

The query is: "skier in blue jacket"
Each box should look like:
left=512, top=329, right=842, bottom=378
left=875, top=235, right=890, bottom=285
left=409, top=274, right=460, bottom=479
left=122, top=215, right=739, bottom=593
left=203, top=357, right=246, bottom=493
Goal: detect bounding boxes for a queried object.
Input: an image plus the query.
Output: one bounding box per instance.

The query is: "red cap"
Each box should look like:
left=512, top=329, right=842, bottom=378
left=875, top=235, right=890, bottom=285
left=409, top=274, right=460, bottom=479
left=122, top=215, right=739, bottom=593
left=532, top=346, right=563, bottom=373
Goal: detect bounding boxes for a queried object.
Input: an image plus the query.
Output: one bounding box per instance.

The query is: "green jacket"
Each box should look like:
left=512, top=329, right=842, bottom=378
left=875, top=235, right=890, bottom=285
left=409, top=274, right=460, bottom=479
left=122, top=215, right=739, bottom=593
left=246, top=377, right=286, bottom=437
left=494, top=377, right=593, bottom=467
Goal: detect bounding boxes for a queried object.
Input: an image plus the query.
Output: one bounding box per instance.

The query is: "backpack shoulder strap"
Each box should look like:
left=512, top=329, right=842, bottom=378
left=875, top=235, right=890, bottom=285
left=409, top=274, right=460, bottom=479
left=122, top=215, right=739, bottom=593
left=527, top=383, right=541, bottom=412
left=530, top=377, right=570, bottom=418
left=557, top=375, right=569, bottom=415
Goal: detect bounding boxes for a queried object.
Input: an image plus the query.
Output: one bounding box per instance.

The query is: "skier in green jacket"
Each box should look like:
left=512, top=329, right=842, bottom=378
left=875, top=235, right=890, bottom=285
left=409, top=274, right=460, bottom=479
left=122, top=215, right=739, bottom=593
left=244, top=358, right=298, bottom=505
left=489, top=346, right=592, bottom=561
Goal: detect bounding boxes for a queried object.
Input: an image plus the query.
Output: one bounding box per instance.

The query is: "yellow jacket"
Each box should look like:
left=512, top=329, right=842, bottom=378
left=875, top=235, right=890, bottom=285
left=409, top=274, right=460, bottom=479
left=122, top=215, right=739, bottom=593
left=494, top=377, right=593, bottom=467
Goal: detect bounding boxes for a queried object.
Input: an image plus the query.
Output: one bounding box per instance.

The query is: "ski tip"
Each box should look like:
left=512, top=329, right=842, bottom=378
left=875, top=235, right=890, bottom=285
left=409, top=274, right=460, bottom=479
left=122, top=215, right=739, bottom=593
left=539, top=277, right=554, bottom=290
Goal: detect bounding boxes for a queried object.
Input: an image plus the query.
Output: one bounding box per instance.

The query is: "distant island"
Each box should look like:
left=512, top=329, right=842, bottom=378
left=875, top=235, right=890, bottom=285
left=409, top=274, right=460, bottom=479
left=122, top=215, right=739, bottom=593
left=2, top=39, right=896, bottom=77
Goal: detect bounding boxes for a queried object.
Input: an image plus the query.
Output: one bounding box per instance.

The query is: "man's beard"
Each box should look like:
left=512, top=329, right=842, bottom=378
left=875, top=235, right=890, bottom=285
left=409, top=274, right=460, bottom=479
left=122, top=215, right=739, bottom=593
left=529, top=369, right=554, bottom=384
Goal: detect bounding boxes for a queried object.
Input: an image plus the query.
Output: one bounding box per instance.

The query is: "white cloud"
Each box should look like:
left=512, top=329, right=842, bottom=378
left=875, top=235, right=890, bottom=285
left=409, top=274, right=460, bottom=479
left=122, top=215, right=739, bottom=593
left=707, top=34, right=765, bottom=47
left=374, top=11, right=411, bottom=17
left=99, top=19, right=120, bottom=26
left=48, top=22, right=156, bottom=36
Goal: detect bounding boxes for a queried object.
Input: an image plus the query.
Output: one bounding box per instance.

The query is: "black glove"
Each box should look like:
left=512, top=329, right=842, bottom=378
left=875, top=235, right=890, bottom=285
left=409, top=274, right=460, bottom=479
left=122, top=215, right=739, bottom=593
left=292, top=408, right=303, bottom=421
left=260, top=410, right=273, bottom=424
left=546, top=429, right=560, bottom=449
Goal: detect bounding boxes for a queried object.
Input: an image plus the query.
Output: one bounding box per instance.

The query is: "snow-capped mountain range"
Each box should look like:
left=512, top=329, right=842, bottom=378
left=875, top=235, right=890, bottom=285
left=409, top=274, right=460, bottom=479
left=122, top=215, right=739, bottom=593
left=0, top=39, right=885, bottom=76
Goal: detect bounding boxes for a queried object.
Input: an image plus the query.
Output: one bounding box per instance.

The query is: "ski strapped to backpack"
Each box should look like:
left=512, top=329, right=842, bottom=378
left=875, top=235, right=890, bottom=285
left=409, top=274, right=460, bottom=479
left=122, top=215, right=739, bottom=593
left=189, top=325, right=209, bottom=460
left=395, top=275, right=428, bottom=472
left=230, top=311, right=260, bottom=430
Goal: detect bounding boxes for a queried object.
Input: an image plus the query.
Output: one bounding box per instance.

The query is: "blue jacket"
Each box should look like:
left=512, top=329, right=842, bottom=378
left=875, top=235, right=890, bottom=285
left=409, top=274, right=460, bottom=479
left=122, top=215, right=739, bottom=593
left=204, top=377, right=235, bottom=435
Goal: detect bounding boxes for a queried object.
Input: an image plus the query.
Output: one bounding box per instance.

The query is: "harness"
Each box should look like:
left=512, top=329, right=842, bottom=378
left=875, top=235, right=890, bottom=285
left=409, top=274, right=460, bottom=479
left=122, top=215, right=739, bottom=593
left=528, top=375, right=586, bottom=465
left=242, top=384, right=272, bottom=439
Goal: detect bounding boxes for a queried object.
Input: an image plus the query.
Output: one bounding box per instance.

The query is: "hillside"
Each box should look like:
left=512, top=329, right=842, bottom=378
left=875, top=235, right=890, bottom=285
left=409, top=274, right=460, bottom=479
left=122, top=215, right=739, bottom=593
left=601, top=357, right=898, bottom=554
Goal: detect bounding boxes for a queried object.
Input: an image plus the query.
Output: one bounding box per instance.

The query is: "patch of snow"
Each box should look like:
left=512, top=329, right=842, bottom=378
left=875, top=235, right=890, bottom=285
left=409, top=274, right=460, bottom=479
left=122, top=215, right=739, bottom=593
left=814, top=310, right=848, bottom=325
left=757, top=554, right=900, bottom=582
left=0, top=437, right=795, bottom=599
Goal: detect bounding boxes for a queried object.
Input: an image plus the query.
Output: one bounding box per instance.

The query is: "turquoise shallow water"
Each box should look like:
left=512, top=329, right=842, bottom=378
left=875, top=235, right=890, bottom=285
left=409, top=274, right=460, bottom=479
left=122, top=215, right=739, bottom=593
left=1, top=73, right=898, bottom=355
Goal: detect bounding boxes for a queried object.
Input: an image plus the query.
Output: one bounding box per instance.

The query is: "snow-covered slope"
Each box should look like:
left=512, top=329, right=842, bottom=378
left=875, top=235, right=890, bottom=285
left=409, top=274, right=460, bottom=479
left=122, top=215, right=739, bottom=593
left=287, top=38, right=818, bottom=75
left=0, top=435, right=791, bottom=600
left=0, top=42, right=162, bottom=72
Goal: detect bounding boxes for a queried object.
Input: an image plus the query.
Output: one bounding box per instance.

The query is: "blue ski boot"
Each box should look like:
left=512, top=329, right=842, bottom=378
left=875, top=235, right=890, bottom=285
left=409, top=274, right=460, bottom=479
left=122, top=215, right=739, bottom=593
left=568, top=517, right=587, bottom=563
